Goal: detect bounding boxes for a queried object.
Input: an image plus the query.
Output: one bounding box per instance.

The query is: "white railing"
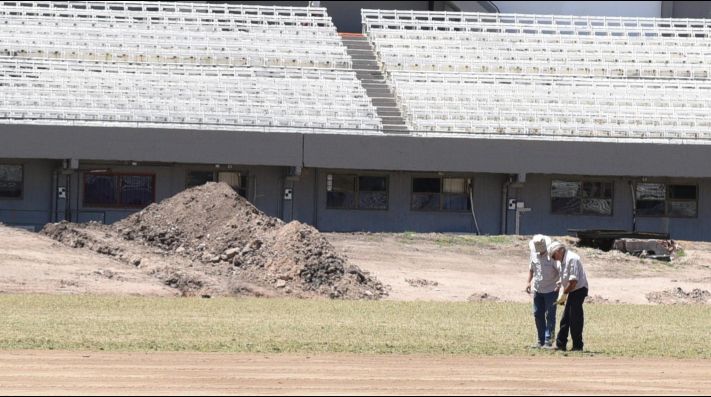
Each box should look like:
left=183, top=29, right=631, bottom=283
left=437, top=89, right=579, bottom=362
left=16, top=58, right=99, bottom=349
left=363, top=9, right=711, bottom=37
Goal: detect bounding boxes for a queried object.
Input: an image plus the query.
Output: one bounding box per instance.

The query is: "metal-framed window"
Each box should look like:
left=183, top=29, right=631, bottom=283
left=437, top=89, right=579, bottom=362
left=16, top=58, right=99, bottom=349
left=83, top=173, right=155, bottom=208
left=635, top=183, right=697, bottom=218
left=326, top=174, right=388, bottom=210
left=551, top=180, right=613, bottom=216
left=411, top=176, right=471, bottom=212
left=0, top=164, right=23, bottom=199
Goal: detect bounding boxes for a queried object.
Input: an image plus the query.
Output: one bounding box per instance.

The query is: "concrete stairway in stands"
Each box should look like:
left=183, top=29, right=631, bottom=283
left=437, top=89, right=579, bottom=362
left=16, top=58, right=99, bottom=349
left=341, top=34, right=410, bottom=134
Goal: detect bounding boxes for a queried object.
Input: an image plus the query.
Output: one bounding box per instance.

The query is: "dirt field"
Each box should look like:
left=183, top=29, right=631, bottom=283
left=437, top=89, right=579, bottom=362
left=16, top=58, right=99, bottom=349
left=1, top=351, right=709, bottom=395
left=326, top=233, right=711, bottom=304
left=2, top=225, right=710, bottom=304
left=0, top=225, right=175, bottom=296
left=1, top=225, right=709, bottom=395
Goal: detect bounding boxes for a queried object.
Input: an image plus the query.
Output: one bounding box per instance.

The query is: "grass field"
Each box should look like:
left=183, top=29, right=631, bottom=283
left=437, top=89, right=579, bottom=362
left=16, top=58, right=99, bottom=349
left=0, top=295, right=708, bottom=358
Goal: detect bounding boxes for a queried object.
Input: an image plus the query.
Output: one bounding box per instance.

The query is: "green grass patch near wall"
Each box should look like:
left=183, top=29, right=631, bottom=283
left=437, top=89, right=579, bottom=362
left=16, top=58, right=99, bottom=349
left=0, top=295, right=708, bottom=358
left=434, top=234, right=516, bottom=247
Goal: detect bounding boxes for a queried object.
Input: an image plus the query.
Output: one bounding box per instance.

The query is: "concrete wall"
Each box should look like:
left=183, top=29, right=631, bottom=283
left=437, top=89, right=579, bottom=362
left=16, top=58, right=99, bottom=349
left=491, top=1, right=662, bottom=17
left=5, top=126, right=711, bottom=179
left=0, top=159, right=56, bottom=230
left=5, top=159, right=711, bottom=240
left=53, top=162, right=286, bottom=225
left=302, top=134, right=711, bottom=178
left=663, top=1, right=711, bottom=18
left=514, top=174, right=711, bottom=241
left=0, top=125, right=303, bottom=167
left=292, top=169, right=505, bottom=233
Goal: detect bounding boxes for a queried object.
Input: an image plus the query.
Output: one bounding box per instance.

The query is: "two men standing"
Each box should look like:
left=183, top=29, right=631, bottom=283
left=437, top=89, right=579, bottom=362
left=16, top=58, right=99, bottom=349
left=527, top=236, right=589, bottom=351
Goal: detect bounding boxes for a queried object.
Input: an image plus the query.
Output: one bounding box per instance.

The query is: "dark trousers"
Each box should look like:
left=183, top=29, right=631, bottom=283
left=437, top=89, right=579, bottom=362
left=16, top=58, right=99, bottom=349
left=556, top=287, right=588, bottom=351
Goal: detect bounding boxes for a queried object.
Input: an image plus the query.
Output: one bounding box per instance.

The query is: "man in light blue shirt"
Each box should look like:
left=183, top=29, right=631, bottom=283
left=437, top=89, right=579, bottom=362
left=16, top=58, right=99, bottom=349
left=526, top=234, right=559, bottom=348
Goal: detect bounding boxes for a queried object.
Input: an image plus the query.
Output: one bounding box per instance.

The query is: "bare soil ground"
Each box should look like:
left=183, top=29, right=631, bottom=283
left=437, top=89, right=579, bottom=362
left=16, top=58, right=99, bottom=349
left=0, top=225, right=175, bottom=296
left=1, top=351, right=708, bottom=395
left=326, top=233, right=711, bottom=304
left=2, top=223, right=710, bottom=304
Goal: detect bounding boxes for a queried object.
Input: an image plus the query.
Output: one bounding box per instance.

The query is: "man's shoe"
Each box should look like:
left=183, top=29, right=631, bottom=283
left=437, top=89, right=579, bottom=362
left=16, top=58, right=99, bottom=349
left=570, top=347, right=584, bottom=352
left=555, top=344, right=567, bottom=351
left=529, top=343, right=543, bottom=349
left=541, top=344, right=557, bottom=351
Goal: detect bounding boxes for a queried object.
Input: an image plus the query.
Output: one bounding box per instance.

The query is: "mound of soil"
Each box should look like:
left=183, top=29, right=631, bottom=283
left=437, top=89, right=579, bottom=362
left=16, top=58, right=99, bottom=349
left=405, top=278, right=439, bottom=288
left=43, top=182, right=387, bottom=299
left=467, top=292, right=500, bottom=302
left=585, top=295, right=621, bottom=304
left=645, top=287, right=711, bottom=305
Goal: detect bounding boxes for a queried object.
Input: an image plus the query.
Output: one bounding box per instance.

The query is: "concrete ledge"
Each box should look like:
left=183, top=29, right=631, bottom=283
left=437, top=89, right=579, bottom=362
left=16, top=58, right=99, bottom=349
left=0, top=124, right=303, bottom=167
left=303, top=134, right=711, bottom=178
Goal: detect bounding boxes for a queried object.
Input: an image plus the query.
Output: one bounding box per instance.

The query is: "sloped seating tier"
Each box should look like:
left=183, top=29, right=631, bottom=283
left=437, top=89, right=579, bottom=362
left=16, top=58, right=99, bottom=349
left=390, top=72, right=711, bottom=139
left=362, top=9, right=711, bottom=38
left=0, top=59, right=381, bottom=131
left=363, top=10, right=711, bottom=79
left=1, top=1, right=350, bottom=68
left=0, top=2, right=383, bottom=133
left=370, top=31, right=711, bottom=78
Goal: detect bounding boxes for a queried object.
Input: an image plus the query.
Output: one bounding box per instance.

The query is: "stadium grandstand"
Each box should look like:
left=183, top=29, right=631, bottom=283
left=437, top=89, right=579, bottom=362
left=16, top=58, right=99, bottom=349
left=2, top=1, right=711, bottom=240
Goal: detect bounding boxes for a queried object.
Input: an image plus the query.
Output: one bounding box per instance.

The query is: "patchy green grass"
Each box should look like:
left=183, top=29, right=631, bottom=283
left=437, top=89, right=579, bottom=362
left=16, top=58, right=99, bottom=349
left=0, top=295, right=708, bottom=358
left=397, top=231, right=417, bottom=243
left=394, top=232, right=519, bottom=247
left=434, top=234, right=516, bottom=247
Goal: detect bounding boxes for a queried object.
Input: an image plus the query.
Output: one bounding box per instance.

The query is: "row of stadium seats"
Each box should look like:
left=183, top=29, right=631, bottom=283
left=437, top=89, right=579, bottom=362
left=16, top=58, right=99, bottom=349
left=390, top=73, right=711, bottom=137
left=362, top=9, right=711, bottom=37
left=1, top=2, right=335, bottom=28
left=378, top=57, right=711, bottom=78
left=1, top=1, right=350, bottom=69
left=0, top=60, right=380, bottom=130
left=364, top=11, right=711, bottom=79
left=0, top=1, right=383, bottom=133
left=363, top=9, right=711, bottom=140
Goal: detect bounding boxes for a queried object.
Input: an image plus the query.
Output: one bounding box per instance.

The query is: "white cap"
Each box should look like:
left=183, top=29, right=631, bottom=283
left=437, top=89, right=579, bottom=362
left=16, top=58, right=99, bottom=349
left=529, top=234, right=551, bottom=255
left=547, top=241, right=565, bottom=259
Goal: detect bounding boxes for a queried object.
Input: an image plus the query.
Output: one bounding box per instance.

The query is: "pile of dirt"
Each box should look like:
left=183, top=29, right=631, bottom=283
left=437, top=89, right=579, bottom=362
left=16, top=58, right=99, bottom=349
left=467, top=292, right=499, bottom=302
left=42, top=182, right=387, bottom=299
left=645, top=287, right=711, bottom=305
left=405, top=278, right=439, bottom=288
left=585, top=295, right=620, bottom=304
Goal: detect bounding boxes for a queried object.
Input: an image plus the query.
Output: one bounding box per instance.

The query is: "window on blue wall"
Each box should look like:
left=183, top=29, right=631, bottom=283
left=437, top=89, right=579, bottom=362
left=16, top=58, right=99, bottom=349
left=0, top=164, right=23, bottom=199
left=412, top=177, right=441, bottom=211
left=84, top=174, right=155, bottom=208
left=358, top=176, right=388, bottom=210
left=551, top=180, right=613, bottom=216
left=636, top=183, right=697, bottom=218
left=326, top=174, right=387, bottom=210
left=412, top=177, right=471, bottom=211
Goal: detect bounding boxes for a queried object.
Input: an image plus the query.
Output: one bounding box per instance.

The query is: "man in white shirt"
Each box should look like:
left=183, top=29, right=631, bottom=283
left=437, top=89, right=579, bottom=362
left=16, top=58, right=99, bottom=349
left=547, top=241, right=589, bottom=352
left=526, top=234, right=559, bottom=348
